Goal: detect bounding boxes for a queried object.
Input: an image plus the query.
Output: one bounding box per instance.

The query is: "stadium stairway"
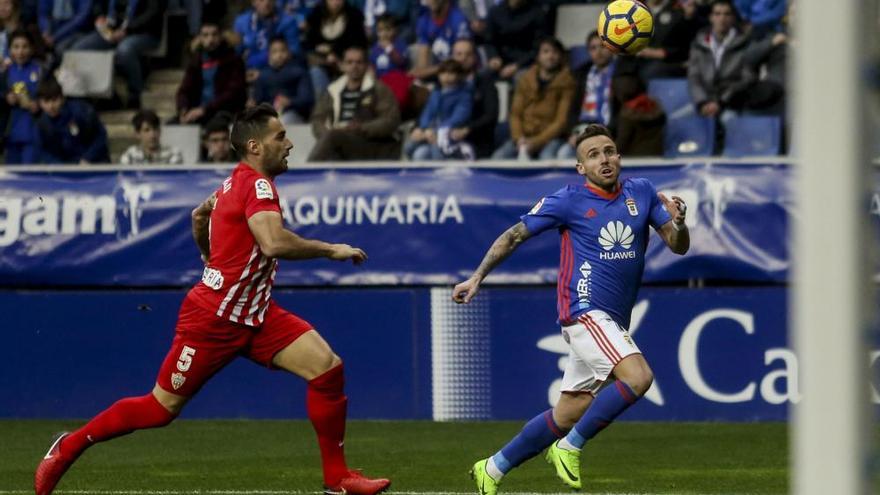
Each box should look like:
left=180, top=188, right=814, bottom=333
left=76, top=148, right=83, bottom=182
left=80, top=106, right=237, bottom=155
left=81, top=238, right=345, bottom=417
left=101, top=69, right=182, bottom=161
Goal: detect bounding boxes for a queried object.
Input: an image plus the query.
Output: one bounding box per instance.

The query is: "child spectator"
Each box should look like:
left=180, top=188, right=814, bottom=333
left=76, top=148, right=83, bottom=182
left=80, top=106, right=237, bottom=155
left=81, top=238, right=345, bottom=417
left=1, top=0, right=46, bottom=66
left=35, top=76, right=109, bottom=164
left=233, top=0, right=301, bottom=82
left=370, top=13, right=412, bottom=111
left=120, top=109, right=184, bottom=165
left=2, top=29, right=41, bottom=164
left=405, top=59, right=472, bottom=160
left=251, top=37, right=314, bottom=124
left=200, top=114, right=234, bottom=163
left=370, top=14, right=407, bottom=78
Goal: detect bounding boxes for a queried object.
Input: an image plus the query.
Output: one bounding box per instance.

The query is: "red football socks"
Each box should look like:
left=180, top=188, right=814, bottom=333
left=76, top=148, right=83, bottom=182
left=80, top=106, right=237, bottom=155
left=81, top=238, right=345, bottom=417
left=61, top=393, right=176, bottom=458
left=307, top=363, right=349, bottom=486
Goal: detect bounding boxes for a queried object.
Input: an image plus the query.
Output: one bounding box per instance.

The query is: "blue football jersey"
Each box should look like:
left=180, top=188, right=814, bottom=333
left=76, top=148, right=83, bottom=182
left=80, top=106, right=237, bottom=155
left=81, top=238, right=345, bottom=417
left=521, top=179, right=672, bottom=329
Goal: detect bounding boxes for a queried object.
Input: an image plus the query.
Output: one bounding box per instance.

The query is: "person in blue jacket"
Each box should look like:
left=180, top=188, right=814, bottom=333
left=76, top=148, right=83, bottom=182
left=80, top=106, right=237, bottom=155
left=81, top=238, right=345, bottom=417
left=35, top=76, right=109, bottom=164
left=233, top=0, right=301, bottom=82
left=251, top=36, right=313, bottom=124
left=405, top=58, right=472, bottom=160
left=37, top=0, right=93, bottom=57
left=2, top=29, right=41, bottom=164
left=734, top=0, right=786, bottom=38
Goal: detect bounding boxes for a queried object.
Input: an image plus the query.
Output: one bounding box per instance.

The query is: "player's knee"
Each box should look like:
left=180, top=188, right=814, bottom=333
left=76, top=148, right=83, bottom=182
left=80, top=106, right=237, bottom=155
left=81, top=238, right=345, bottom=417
left=553, top=392, right=591, bottom=430
left=625, top=369, right=654, bottom=397
left=152, top=385, right=188, bottom=415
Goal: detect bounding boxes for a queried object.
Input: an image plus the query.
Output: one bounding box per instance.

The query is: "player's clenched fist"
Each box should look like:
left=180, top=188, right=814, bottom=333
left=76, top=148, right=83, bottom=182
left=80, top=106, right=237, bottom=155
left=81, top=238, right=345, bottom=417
left=329, top=244, right=368, bottom=264
left=452, top=277, right=481, bottom=304
left=657, top=193, right=686, bottom=226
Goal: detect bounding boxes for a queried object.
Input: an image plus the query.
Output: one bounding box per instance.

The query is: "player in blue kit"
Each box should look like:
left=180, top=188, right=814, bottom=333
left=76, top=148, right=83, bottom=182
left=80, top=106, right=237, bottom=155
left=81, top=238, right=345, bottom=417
left=453, top=124, right=689, bottom=494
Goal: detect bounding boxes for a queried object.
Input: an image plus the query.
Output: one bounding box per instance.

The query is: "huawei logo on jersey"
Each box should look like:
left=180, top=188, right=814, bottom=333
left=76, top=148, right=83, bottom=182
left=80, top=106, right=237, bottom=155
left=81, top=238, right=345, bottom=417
left=598, top=221, right=636, bottom=260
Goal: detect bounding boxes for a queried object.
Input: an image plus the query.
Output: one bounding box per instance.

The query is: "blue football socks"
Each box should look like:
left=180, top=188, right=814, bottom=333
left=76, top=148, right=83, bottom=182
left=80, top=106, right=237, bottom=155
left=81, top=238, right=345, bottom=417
left=490, top=409, right=567, bottom=479
left=563, top=381, right=639, bottom=450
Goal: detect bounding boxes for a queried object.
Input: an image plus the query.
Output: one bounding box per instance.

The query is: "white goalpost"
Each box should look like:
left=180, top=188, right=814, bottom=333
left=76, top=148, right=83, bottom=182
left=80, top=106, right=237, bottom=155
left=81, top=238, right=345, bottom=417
left=793, top=0, right=875, bottom=493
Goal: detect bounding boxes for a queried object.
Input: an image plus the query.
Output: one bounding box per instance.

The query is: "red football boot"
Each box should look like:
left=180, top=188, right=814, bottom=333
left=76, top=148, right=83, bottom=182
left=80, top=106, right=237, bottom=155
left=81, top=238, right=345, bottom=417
left=34, top=433, right=77, bottom=495
left=324, top=470, right=391, bottom=495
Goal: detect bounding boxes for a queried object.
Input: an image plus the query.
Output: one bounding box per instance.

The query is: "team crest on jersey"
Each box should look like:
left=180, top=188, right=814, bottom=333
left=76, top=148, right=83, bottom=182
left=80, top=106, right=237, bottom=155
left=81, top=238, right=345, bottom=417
left=223, top=177, right=232, bottom=193
left=255, top=179, right=273, bottom=200
left=529, top=198, right=545, bottom=215
left=171, top=372, right=186, bottom=390
left=625, top=198, right=638, bottom=216
left=585, top=208, right=597, bottom=218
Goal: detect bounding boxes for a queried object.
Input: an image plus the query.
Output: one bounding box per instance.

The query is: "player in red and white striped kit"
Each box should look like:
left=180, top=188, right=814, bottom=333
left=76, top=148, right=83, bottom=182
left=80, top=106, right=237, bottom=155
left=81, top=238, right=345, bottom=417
left=34, top=104, right=391, bottom=495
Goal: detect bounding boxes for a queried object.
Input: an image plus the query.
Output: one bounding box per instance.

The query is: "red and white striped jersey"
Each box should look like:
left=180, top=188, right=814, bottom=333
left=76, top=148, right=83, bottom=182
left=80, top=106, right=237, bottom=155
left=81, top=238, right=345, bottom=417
left=188, top=163, right=281, bottom=327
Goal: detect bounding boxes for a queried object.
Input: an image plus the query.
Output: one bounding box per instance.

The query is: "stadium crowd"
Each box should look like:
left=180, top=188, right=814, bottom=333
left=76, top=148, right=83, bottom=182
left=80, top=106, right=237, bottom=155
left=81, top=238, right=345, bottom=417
left=0, top=0, right=791, bottom=164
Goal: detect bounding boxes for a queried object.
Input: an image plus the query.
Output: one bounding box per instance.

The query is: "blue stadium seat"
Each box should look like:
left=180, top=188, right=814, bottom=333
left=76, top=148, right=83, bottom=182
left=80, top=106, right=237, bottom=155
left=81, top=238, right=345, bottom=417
left=664, top=116, right=715, bottom=157
left=647, top=78, right=692, bottom=119
left=723, top=116, right=782, bottom=157
left=569, top=45, right=589, bottom=71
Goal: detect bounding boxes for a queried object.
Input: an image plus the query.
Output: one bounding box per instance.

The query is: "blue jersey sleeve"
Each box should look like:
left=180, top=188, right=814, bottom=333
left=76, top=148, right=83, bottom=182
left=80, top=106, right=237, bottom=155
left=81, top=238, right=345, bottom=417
left=645, top=180, right=672, bottom=229
left=520, top=187, right=570, bottom=235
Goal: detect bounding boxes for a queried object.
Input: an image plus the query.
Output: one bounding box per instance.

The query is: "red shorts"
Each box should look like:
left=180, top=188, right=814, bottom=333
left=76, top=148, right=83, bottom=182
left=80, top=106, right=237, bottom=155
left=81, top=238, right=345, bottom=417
left=155, top=295, right=313, bottom=397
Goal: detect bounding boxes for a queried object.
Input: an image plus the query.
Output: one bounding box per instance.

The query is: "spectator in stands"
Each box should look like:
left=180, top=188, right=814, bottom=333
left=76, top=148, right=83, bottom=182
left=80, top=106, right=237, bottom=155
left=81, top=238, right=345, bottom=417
left=349, top=0, right=417, bottom=41
left=557, top=31, right=616, bottom=159
left=734, top=0, right=786, bottom=38
left=1, top=30, right=41, bottom=164
left=612, top=73, right=665, bottom=156
left=199, top=114, right=235, bottom=162
left=120, top=109, right=184, bottom=165
left=278, top=0, right=318, bottom=28
left=309, top=45, right=401, bottom=161
left=370, top=14, right=407, bottom=78
left=369, top=13, right=412, bottom=111
left=233, top=0, right=301, bottom=82
left=0, top=0, right=45, bottom=65
left=687, top=0, right=750, bottom=121
left=303, top=0, right=368, bottom=95
left=176, top=21, right=247, bottom=126
left=484, top=0, right=549, bottom=81
left=70, top=0, right=165, bottom=110
left=624, top=0, right=699, bottom=79
left=458, top=0, right=490, bottom=41
left=405, top=59, right=471, bottom=160
left=449, top=38, right=497, bottom=159
left=35, top=76, right=109, bottom=164
left=409, top=0, right=470, bottom=81
left=37, top=0, right=93, bottom=58
left=492, top=36, right=574, bottom=160
left=741, top=17, right=788, bottom=115
left=251, top=37, right=313, bottom=124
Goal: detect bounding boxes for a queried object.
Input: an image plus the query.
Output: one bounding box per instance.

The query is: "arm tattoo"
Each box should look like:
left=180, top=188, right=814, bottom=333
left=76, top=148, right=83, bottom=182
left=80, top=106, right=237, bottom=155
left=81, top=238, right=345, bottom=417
left=473, top=222, right=532, bottom=280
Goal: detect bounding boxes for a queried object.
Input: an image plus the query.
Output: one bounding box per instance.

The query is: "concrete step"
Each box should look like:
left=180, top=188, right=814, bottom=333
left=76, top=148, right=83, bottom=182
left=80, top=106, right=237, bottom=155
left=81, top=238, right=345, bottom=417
left=149, top=69, right=185, bottom=85
left=101, top=110, right=136, bottom=126
left=141, top=94, right=177, bottom=114
left=145, top=80, right=180, bottom=95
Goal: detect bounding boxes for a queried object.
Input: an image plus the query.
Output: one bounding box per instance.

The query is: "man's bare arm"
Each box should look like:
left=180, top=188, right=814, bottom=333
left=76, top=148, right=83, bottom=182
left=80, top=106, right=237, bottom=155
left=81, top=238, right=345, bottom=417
left=191, top=193, right=216, bottom=262
left=247, top=210, right=367, bottom=263
left=453, top=222, right=532, bottom=303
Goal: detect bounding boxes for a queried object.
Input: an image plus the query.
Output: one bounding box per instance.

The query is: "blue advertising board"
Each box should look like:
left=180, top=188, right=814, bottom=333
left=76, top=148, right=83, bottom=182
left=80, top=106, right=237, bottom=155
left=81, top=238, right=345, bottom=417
left=0, top=164, right=795, bottom=286
left=0, top=286, right=821, bottom=421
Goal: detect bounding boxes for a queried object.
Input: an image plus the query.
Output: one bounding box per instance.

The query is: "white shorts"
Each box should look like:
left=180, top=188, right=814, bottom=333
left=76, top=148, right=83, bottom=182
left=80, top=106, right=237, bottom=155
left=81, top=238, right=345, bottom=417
left=559, top=310, right=641, bottom=395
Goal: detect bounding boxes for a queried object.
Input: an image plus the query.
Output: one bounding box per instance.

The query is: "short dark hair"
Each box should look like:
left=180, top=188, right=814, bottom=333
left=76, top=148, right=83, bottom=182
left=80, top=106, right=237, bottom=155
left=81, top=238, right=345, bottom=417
left=230, top=104, right=278, bottom=155
left=132, top=109, right=160, bottom=131
left=203, top=115, right=231, bottom=138
left=538, top=35, right=564, bottom=55
left=269, top=36, right=289, bottom=49
left=343, top=44, right=368, bottom=59
left=575, top=124, right=614, bottom=152
left=36, top=76, right=64, bottom=100
left=376, top=13, right=397, bottom=29
left=437, top=59, right=465, bottom=76
left=8, top=29, right=33, bottom=48
left=587, top=30, right=600, bottom=44
left=199, top=20, right=221, bottom=31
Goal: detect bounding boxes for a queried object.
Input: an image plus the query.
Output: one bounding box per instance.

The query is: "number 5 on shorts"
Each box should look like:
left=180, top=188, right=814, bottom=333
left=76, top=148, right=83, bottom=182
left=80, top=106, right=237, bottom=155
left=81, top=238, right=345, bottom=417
left=177, top=346, right=196, bottom=372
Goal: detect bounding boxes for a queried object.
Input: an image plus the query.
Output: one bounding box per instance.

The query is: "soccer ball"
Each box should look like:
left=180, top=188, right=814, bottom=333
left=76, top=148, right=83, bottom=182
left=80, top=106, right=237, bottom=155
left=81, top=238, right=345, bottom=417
left=597, top=0, right=654, bottom=55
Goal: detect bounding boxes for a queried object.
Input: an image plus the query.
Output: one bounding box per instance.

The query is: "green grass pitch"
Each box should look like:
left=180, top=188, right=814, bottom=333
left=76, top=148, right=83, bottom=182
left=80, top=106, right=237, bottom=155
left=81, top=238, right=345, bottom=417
left=2, top=420, right=786, bottom=494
